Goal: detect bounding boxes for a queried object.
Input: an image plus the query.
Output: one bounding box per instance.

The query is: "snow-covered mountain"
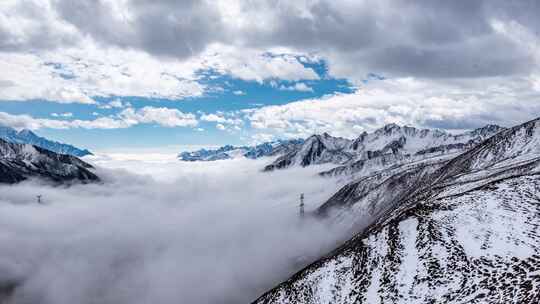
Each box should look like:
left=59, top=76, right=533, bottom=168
left=263, top=133, right=353, bottom=171
left=179, top=145, right=241, bottom=161
left=178, top=139, right=304, bottom=161
left=263, top=124, right=503, bottom=172
left=0, top=126, right=92, bottom=157
left=0, top=139, right=99, bottom=184
left=252, top=118, right=540, bottom=304
left=348, top=123, right=503, bottom=157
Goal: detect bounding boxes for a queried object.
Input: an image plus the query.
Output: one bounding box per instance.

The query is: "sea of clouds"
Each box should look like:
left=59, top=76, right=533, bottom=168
left=0, top=155, right=355, bottom=304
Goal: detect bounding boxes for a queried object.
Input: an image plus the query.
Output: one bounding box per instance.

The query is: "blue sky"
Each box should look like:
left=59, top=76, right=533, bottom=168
left=0, top=60, right=355, bottom=151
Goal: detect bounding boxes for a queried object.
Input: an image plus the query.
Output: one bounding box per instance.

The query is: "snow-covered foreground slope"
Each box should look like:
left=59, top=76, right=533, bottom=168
left=0, top=138, right=99, bottom=184
left=253, top=118, right=540, bottom=303
left=254, top=176, right=540, bottom=303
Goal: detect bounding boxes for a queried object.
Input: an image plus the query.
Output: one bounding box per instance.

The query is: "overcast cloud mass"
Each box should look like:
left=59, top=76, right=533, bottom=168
left=3, top=0, right=538, bottom=78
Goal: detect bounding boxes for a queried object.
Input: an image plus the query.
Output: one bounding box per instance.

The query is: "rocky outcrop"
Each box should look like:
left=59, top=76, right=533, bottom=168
left=0, top=139, right=99, bottom=184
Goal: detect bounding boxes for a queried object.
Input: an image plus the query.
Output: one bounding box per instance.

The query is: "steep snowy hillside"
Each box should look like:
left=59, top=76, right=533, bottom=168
left=253, top=118, right=540, bottom=303
left=264, top=124, right=503, bottom=172
left=178, top=139, right=303, bottom=161
left=0, top=139, right=99, bottom=184
left=0, top=126, right=92, bottom=157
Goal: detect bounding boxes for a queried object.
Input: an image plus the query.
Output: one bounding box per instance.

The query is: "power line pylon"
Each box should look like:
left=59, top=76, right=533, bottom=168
left=299, top=193, right=305, bottom=217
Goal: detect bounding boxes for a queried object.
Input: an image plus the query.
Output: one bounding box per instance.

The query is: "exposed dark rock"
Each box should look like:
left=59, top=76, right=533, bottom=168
left=0, top=139, right=99, bottom=184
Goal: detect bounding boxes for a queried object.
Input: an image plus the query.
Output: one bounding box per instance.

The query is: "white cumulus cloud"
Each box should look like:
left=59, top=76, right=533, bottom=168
left=0, top=107, right=198, bottom=130
left=50, top=112, right=73, bottom=118
left=120, top=107, right=198, bottom=128
left=245, top=76, right=540, bottom=139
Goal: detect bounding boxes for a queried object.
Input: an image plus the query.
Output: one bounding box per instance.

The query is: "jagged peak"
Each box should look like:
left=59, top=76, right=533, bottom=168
left=373, top=123, right=431, bottom=138
left=384, top=122, right=400, bottom=129
left=469, top=124, right=504, bottom=136
left=0, top=125, right=92, bottom=157
left=17, top=129, right=35, bottom=136
left=305, top=133, right=322, bottom=142
left=374, top=123, right=401, bottom=134
left=303, top=134, right=331, bottom=149
left=306, top=132, right=347, bottom=143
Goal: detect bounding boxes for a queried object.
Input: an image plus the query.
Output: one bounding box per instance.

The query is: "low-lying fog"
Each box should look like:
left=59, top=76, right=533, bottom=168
left=0, top=155, right=353, bottom=304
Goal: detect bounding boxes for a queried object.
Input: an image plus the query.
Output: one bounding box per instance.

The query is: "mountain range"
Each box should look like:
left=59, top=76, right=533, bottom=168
left=0, top=125, right=92, bottom=157
left=0, top=138, right=99, bottom=184
left=178, top=124, right=504, bottom=177
left=178, top=139, right=304, bottom=161
left=263, top=124, right=503, bottom=172
left=252, top=118, right=540, bottom=303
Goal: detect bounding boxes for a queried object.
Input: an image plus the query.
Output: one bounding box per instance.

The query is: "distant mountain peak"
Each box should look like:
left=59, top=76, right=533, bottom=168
left=373, top=123, right=401, bottom=135
left=468, top=124, right=504, bottom=137
left=17, top=129, right=33, bottom=136
left=179, top=138, right=304, bottom=162
left=0, top=138, right=99, bottom=184
left=0, top=125, right=92, bottom=157
left=383, top=122, right=400, bottom=130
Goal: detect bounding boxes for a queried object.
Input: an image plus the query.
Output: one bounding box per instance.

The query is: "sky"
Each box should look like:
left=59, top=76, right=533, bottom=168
left=1, top=0, right=540, bottom=152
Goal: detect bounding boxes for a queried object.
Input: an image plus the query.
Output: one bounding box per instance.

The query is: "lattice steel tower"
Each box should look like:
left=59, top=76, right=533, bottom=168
left=299, top=193, right=305, bottom=217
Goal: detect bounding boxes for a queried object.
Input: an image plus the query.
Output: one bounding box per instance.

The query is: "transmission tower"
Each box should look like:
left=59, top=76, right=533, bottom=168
left=299, top=193, right=305, bottom=217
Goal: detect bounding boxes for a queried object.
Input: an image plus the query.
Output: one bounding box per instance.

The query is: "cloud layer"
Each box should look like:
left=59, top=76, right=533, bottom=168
left=3, top=0, right=539, bottom=77
left=1, top=0, right=539, bottom=103
left=0, top=107, right=197, bottom=130
left=245, top=76, right=540, bottom=139
left=0, top=157, right=352, bottom=304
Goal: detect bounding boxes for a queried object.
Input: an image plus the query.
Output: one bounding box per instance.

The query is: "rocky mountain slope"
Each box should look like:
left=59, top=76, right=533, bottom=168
left=253, top=118, right=540, bottom=303
left=263, top=133, right=353, bottom=171
left=263, top=124, right=503, bottom=172
left=0, top=139, right=99, bottom=184
left=0, top=126, right=92, bottom=157
left=178, top=139, right=303, bottom=161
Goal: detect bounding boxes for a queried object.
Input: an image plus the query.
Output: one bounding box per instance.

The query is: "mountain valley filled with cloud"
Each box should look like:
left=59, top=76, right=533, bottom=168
left=1, top=1, right=540, bottom=303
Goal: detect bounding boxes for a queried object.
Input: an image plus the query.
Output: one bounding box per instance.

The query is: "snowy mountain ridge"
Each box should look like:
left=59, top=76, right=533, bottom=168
left=252, top=117, right=540, bottom=304
left=263, top=124, right=504, bottom=172
left=178, top=139, right=304, bottom=161
left=0, top=138, right=99, bottom=184
left=0, top=125, right=92, bottom=157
